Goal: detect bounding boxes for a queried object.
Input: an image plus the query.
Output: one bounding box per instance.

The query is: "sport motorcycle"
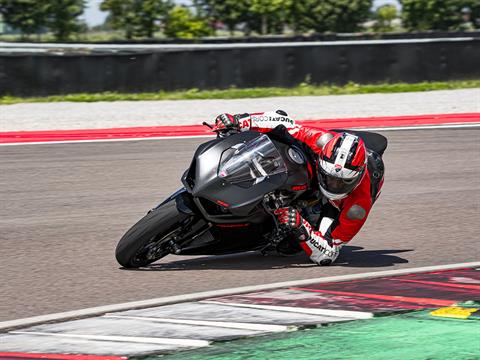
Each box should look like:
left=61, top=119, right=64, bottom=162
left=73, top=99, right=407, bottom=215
left=115, top=127, right=314, bottom=268
left=115, top=125, right=387, bottom=268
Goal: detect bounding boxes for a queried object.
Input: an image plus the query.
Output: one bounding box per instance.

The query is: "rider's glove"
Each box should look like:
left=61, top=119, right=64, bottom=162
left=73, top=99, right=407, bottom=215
left=274, top=207, right=343, bottom=266
left=274, top=207, right=302, bottom=228
left=213, top=113, right=240, bottom=133
left=274, top=207, right=309, bottom=242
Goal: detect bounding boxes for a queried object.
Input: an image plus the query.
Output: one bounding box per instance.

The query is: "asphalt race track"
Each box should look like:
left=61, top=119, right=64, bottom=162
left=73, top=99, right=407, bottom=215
left=1, top=128, right=479, bottom=322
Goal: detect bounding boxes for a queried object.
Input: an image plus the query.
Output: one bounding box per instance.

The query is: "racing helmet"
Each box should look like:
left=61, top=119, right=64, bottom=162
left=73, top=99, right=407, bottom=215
left=318, top=132, right=367, bottom=200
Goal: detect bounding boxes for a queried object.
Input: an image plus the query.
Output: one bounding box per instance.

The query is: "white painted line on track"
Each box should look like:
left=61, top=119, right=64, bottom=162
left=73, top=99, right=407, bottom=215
left=104, top=314, right=293, bottom=332
left=1, top=123, right=479, bottom=146
left=200, top=301, right=373, bottom=320
left=10, top=331, right=210, bottom=347
left=1, top=262, right=479, bottom=332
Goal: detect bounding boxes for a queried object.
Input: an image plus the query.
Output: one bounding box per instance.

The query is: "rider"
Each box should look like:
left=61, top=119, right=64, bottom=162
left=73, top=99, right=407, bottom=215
left=213, top=111, right=386, bottom=266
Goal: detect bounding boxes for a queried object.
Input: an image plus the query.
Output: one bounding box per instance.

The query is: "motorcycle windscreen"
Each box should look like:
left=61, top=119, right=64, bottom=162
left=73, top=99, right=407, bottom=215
left=218, top=134, right=287, bottom=188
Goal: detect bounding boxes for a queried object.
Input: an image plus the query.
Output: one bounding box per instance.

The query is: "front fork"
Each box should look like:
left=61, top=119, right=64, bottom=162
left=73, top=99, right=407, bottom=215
left=260, top=193, right=291, bottom=255
left=153, top=188, right=210, bottom=254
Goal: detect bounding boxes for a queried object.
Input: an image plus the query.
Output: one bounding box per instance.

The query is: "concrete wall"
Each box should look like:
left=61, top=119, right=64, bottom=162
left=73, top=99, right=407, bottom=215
left=1, top=38, right=479, bottom=96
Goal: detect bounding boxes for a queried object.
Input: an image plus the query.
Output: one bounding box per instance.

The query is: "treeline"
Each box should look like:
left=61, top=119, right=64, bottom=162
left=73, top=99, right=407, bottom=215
left=0, top=0, right=84, bottom=40
left=0, top=0, right=479, bottom=41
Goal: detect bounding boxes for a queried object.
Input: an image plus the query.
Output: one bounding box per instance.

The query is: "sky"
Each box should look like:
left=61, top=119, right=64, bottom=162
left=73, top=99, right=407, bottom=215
left=82, top=0, right=401, bottom=27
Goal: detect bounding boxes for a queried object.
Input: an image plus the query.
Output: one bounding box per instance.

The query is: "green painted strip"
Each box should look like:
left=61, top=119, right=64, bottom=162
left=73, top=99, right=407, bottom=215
left=149, top=311, right=479, bottom=360
left=1, top=80, right=480, bottom=105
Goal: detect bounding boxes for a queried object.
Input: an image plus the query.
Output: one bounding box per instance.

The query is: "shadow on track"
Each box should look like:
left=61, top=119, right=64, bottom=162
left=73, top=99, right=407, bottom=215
left=121, top=245, right=412, bottom=271
left=336, top=246, right=412, bottom=268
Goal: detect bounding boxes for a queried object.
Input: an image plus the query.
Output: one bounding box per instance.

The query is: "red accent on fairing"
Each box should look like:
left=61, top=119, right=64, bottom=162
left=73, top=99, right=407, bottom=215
left=1, top=113, right=479, bottom=144
left=216, top=223, right=250, bottom=228
left=392, top=279, right=480, bottom=290
left=290, top=287, right=456, bottom=306
left=291, top=184, right=308, bottom=191
left=0, top=353, right=125, bottom=360
left=215, top=200, right=230, bottom=207
left=299, top=242, right=313, bottom=256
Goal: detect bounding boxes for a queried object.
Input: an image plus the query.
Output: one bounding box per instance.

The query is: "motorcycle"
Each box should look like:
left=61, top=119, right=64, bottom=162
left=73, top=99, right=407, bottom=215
left=115, top=126, right=315, bottom=268
left=115, top=124, right=387, bottom=268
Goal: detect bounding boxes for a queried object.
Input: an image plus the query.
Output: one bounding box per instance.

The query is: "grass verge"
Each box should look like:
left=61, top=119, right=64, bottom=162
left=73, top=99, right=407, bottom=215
left=1, top=80, right=479, bottom=105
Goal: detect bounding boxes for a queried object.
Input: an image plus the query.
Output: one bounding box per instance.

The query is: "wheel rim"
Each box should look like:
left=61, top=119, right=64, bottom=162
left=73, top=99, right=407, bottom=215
left=132, top=228, right=180, bottom=266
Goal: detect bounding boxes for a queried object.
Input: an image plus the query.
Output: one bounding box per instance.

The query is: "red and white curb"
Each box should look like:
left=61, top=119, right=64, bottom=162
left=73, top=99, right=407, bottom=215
left=0, top=262, right=479, bottom=357
left=1, top=113, right=479, bottom=145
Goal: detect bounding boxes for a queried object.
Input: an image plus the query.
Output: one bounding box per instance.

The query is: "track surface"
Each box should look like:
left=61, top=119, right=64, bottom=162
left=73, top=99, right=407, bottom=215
left=1, top=128, right=479, bottom=322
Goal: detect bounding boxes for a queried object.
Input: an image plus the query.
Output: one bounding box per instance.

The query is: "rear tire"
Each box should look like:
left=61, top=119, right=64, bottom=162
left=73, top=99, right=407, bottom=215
left=115, top=201, right=190, bottom=268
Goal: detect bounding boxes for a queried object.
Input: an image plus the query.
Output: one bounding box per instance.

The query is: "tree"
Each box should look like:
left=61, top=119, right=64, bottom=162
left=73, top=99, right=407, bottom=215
left=101, top=0, right=173, bottom=39
left=247, top=0, right=288, bottom=35
left=285, top=0, right=312, bottom=34
left=101, top=0, right=135, bottom=38
left=374, top=4, right=398, bottom=32
left=164, top=5, right=213, bottom=39
left=401, top=0, right=480, bottom=31
left=194, top=0, right=249, bottom=35
left=0, top=0, right=49, bottom=37
left=285, top=0, right=373, bottom=34
left=46, top=0, right=85, bottom=41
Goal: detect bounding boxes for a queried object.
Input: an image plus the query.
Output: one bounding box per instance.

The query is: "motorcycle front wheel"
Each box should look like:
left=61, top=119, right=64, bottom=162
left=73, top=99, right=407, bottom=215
left=115, top=200, right=190, bottom=268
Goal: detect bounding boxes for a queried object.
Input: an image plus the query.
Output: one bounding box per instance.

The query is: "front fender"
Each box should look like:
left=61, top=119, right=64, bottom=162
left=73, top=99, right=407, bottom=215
left=154, top=188, right=197, bottom=215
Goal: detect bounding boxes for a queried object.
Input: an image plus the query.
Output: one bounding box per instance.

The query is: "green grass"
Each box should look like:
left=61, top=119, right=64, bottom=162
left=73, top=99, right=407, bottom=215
left=1, top=80, right=479, bottom=105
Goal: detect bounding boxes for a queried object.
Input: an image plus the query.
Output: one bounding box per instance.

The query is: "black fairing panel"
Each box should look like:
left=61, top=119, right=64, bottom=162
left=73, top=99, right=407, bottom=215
left=180, top=221, right=273, bottom=255
left=181, top=130, right=309, bottom=222
left=155, top=129, right=311, bottom=256
left=191, top=132, right=287, bottom=209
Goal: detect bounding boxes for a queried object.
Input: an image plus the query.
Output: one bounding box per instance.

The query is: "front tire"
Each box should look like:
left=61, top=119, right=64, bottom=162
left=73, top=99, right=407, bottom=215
left=115, top=201, right=190, bottom=268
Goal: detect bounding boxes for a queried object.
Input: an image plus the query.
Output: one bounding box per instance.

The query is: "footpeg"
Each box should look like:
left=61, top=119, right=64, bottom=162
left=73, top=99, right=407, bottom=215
left=168, top=240, right=182, bottom=255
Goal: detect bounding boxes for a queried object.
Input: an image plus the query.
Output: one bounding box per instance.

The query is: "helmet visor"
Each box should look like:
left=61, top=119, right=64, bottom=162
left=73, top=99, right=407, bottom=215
left=318, top=166, right=362, bottom=196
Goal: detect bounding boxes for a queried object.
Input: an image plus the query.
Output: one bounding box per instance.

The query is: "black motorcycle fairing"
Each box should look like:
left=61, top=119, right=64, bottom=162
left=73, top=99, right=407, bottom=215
left=188, top=132, right=289, bottom=207
left=192, top=132, right=308, bottom=201
left=181, top=138, right=221, bottom=190
left=180, top=220, right=275, bottom=255
left=152, top=130, right=310, bottom=255
left=181, top=131, right=309, bottom=224
left=154, top=187, right=197, bottom=215
left=150, top=188, right=274, bottom=255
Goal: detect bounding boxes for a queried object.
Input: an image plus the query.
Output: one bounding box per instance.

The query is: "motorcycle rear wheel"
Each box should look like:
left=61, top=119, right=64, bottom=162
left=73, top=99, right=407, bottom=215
left=115, top=201, right=190, bottom=268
